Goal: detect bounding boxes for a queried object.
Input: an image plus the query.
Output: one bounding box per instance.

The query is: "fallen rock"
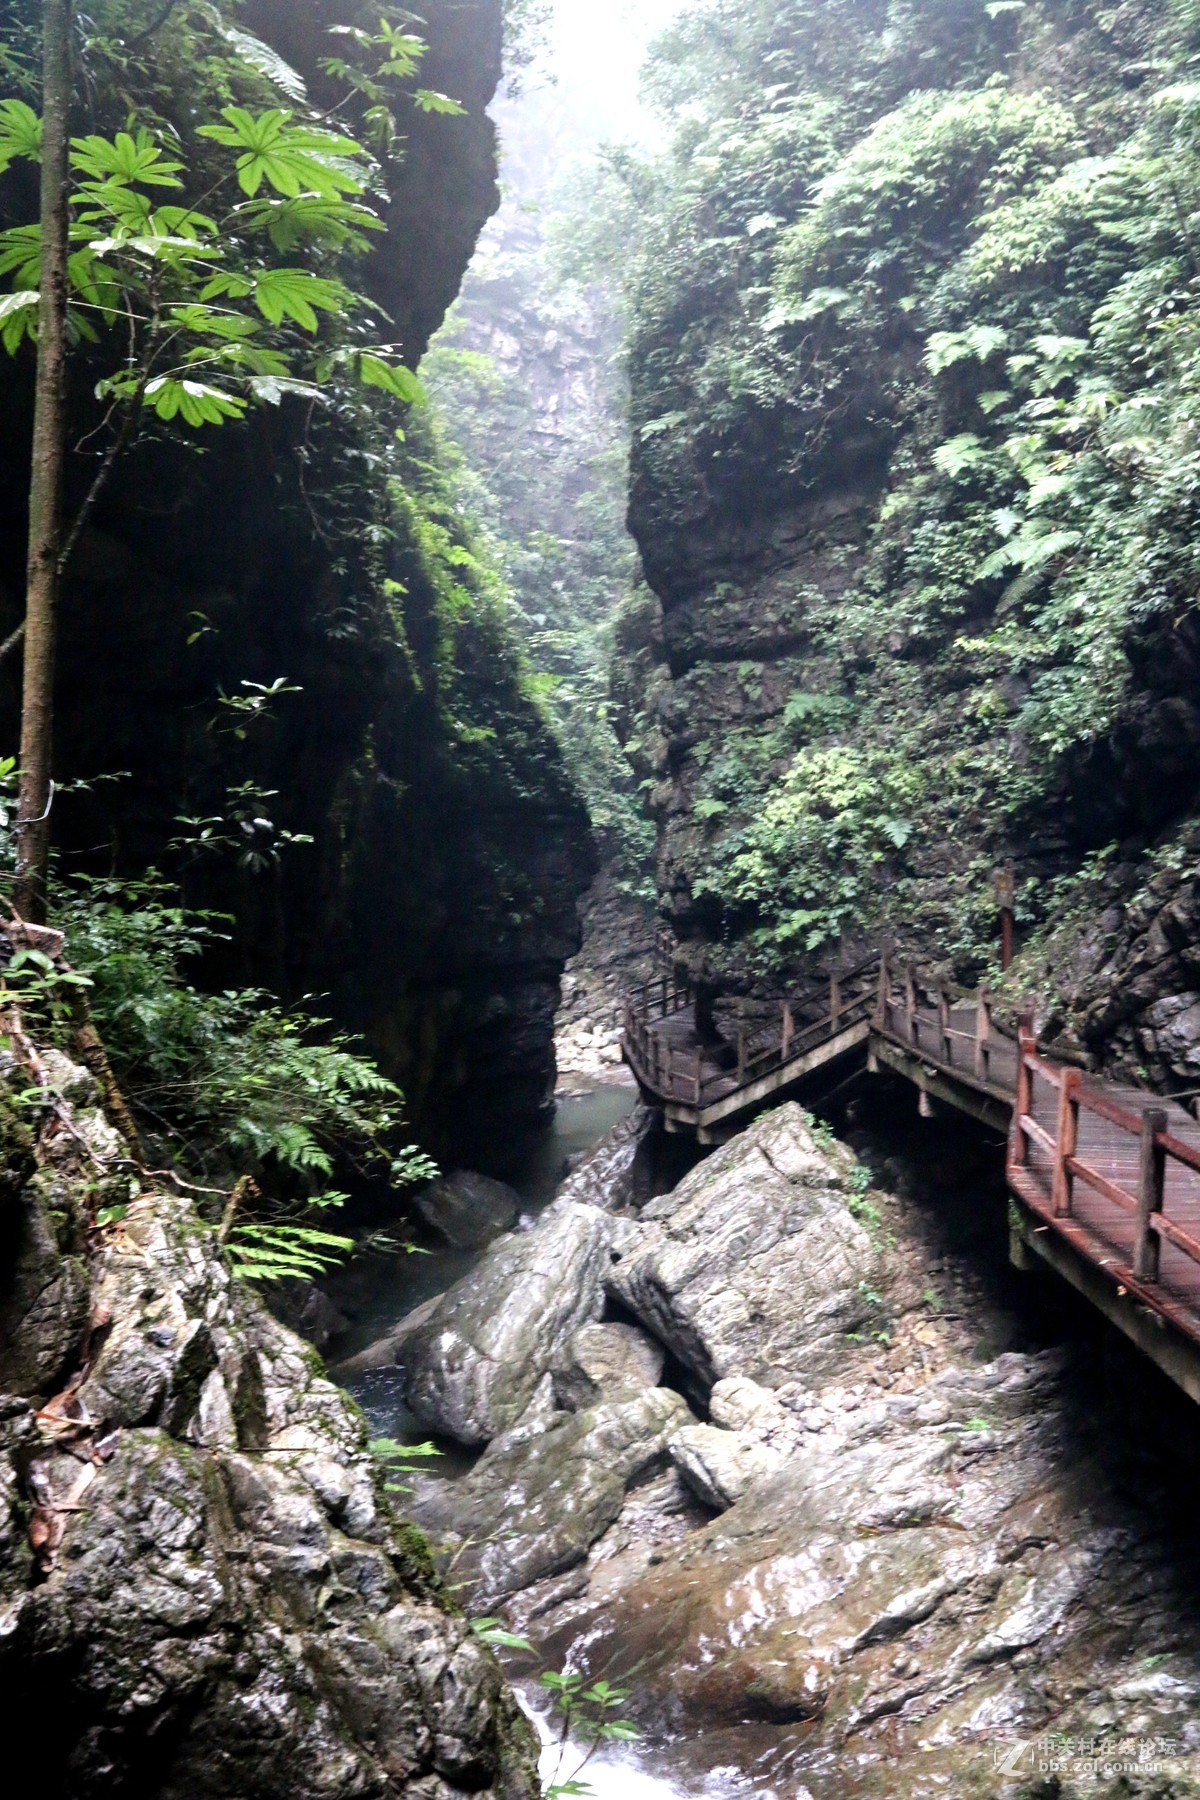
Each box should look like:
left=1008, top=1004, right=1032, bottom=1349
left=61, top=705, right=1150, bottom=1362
left=606, top=1103, right=880, bottom=1394
left=670, top=1376, right=803, bottom=1510
left=415, top=1386, right=693, bottom=1607
left=553, top=1321, right=665, bottom=1411
left=403, top=1202, right=616, bottom=1445
left=670, top=1422, right=791, bottom=1511
left=416, top=1169, right=522, bottom=1249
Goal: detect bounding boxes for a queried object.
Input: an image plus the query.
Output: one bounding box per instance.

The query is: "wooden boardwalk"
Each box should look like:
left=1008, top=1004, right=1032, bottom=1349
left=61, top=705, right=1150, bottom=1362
left=622, top=955, right=1200, bottom=1399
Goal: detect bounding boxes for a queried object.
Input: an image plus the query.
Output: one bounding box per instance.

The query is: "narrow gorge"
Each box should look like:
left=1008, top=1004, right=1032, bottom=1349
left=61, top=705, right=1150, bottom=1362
left=3, top=1, right=1200, bottom=1797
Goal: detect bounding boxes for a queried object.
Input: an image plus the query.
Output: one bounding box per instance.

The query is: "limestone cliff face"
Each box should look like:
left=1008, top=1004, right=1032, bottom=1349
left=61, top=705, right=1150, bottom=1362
left=0, top=0, right=593, bottom=1173
left=618, top=0, right=1200, bottom=1094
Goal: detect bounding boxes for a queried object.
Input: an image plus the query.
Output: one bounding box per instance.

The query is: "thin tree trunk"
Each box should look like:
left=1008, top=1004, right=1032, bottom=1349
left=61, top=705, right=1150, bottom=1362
left=15, top=0, right=73, bottom=923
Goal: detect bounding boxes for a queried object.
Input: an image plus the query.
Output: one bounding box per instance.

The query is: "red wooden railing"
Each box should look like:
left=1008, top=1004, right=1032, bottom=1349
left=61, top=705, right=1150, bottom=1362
left=1010, top=1028, right=1200, bottom=1313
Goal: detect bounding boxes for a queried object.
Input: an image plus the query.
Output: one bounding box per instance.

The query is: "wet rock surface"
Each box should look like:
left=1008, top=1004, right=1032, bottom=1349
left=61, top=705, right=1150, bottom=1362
left=416, top=1384, right=692, bottom=1609
left=553, top=1102, right=661, bottom=1213
left=0, top=1053, right=539, bottom=1799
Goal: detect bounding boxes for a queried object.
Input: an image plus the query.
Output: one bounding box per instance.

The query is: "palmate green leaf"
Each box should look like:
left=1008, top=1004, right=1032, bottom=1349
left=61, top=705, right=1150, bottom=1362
left=200, top=269, right=255, bottom=303
left=237, top=193, right=385, bottom=253
left=70, top=129, right=183, bottom=188
left=88, top=233, right=220, bottom=266
left=0, top=98, right=41, bottom=170
left=76, top=185, right=219, bottom=242
left=180, top=340, right=291, bottom=378
left=144, top=376, right=248, bottom=426
left=248, top=374, right=324, bottom=404
left=167, top=304, right=262, bottom=341
left=0, top=222, right=41, bottom=284
left=253, top=266, right=347, bottom=329
left=412, top=89, right=467, bottom=116
left=358, top=353, right=424, bottom=402
left=197, top=107, right=367, bottom=199
left=4, top=226, right=128, bottom=315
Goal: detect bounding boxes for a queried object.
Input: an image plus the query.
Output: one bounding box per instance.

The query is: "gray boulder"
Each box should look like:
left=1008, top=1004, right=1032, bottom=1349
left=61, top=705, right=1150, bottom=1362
left=416, top=1386, right=692, bottom=1607
left=403, top=1202, right=616, bottom=1446
left=606, top=1103, right=880, bottom=1393
left=553, top=1321, right=665, bottom=1411
left=416, top=1169, right=522, bottom=1249
left=669, top=1377, right=802, bottom=1512
left=670, top=1423, right=788, bottom=1512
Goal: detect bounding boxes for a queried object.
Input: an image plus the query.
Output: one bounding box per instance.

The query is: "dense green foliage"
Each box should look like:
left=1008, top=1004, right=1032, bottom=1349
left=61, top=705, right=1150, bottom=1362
left=61, top=877, right=434, bottom=1191
left=623, top=0, right=1200, bottom=975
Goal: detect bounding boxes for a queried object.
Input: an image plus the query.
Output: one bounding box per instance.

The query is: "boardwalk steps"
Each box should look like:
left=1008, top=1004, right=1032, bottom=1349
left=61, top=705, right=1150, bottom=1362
left=621, top=954, right=1200, bottom=1404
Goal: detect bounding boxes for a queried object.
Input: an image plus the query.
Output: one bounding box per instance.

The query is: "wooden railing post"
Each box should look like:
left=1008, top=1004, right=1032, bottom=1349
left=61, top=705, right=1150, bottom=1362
left=1013, top=1025, right=1034, bottom=1169
left=737, top=1028, right=747, bottom=1084
left=830, top=974, right=842, bottom=1034
left=975, top=991, right=991, bottom=1084
left=938, top=985, right=952, bottom=1066
left=905, top=965, right=918, bottom=1047
left=781, top=1001, right=794, bottom=1060
left=1134, top=1107, right=1168, bottom=1283
left=875, top=950, right=891, bottom=1030
left=1052, top=1067, right=1081, bottom=1217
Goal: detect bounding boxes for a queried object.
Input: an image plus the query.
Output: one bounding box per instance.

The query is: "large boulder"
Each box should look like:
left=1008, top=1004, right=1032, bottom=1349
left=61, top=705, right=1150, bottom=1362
left=402, top=1202, right=616, bottom=1446
left=416, top=1170, right=523, bottom=1250
left=415, top=1385, right=692, bottom=1607
left=606, top=1104, right=881, bottom=1394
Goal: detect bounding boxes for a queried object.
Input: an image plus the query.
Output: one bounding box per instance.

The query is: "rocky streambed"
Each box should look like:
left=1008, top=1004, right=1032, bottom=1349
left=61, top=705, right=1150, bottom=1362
left=347, top=1102, right=1200, bottom=1800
